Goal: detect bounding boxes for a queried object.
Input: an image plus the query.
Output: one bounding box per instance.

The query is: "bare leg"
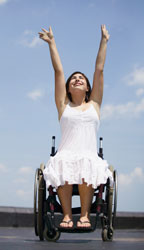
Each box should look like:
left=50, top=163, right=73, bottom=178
left=57, top=182, right=73, bottom=228
left=77, top=180, right=94, bottom=227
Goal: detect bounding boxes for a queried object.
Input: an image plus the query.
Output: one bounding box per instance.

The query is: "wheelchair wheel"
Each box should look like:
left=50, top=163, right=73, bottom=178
left=102, top=169, right=118, bottom=241
left=34, top=164, right=46, bottom=241
left=43, top=223, right=61, bottom=242
left=112, top=170, right=118, bottom=226
left=102, top=227, right=114, bottom=242
left=34, top=168, right=39, bottom=236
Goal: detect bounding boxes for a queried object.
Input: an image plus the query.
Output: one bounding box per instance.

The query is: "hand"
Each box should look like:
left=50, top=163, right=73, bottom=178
left=38, top=26, right=54, bottom=44
left=101, top=24, right=110, bottom=42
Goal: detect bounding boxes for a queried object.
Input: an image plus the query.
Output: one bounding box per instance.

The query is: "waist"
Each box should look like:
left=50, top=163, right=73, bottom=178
left=58, top=132, right=98, bottom=153
left=57, top=149, right=99, bottom=159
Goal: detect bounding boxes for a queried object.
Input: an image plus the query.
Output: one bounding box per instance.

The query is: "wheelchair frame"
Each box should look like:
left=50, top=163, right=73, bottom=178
left=34, top=137, right=118, bottom=242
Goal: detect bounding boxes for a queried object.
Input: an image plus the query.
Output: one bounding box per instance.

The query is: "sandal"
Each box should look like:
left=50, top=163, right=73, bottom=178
left=77, top=219, right=91, bottom=228
left=59, top=219, right=73, bottom=228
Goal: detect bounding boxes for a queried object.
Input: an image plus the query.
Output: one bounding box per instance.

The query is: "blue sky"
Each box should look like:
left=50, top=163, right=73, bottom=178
left=0, top=0, right=144, bottom=212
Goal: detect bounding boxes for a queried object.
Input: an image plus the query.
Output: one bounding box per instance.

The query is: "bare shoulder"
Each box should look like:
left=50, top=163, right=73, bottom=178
left=89, top=100, right=100, bottom=119
left=57, top=96, right=69, bottom=121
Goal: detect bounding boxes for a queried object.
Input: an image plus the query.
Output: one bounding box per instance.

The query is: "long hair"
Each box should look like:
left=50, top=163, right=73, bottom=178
left=66, top=71, right=91, bottom=103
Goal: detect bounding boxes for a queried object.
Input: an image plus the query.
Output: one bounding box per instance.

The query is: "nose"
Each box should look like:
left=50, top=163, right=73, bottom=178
left=76, top=77, right=80, bottom=82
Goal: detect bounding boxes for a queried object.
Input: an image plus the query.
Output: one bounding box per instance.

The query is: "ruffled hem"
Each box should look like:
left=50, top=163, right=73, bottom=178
left=43, top=150, right=113, bottom=189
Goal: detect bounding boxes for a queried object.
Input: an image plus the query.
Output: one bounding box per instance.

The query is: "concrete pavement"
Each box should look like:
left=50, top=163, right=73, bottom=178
left=0, top=206, right=144, bottom=250
left=0, top=227, right=144, bottom=250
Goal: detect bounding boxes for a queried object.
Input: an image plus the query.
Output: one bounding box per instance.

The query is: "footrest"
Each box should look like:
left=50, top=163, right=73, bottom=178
left=58, top=226, right=75, bottom=233
left=75, top=227, right=93, bottom=233
left=58, top=226, right=94, bottom=233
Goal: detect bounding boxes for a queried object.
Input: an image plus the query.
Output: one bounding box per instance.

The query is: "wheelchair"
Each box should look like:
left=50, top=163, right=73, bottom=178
left=34, top=136, right=118, bottom=242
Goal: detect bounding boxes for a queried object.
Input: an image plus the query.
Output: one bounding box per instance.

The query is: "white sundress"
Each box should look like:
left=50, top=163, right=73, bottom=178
left=43, top=103, right=113, bottom=189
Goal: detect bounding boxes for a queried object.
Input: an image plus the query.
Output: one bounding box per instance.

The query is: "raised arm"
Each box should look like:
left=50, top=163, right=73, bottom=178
left=39, top=27, right=67, bottom=116
left=90, top=25, right=110, bottom=109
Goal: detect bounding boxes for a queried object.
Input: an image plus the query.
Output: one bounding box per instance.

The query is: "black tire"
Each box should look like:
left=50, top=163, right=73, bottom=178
left=38, top=167, right=46, bottom=241
left=102, top=228, right=108, bottom=241
left=107, top=169, right=118, bottom=228
left=102, top=227, right=113, bottom=242
left=34, top=168, right=39, bottom=236
left=102, top=169, right=118, bottom=241
left=33, top=165, right=46, bottom=241
left=112, top=170, right=118, bottom=226
left=43, top=224, right=61, bottom=242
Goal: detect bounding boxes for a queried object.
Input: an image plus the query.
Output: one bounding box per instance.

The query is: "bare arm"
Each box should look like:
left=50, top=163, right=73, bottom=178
left=39, top=27, right=67, bottom=114
left=90, top=25, right=110, bottom=109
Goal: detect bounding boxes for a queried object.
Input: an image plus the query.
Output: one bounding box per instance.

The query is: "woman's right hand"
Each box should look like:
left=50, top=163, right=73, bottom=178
left=38, top=26, right=54, bottom=44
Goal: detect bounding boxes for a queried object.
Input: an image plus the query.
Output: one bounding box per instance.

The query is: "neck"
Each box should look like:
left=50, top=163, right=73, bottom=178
left=71, top=92, right=86, bottom=106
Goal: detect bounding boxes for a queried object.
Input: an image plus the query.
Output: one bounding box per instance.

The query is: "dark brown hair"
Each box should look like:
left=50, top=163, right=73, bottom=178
left=66, top=71, right=91, bottom=103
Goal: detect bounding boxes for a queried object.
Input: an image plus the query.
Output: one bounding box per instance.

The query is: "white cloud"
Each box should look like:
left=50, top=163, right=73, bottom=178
left=0, top=163, right=8, bottom=173
left=23, top=30, right=33, bottom=36
left=18, top=166, right=33, bottom=175
left=19, top=30, right=43, bottom=48
left=26, top=36, right=42, bottom=48
left=136, top=88, right=144, bottom=97
left=103, top=66, right=144, bottom=120
left=27, top=89, right=44, bottom=101
left=101, top=98, right=144, bottom=120
left=16, top=189, right=32, bottom=199
left=13, top=178, right=28, bottom=184
left=135, top=98, right=144, bottom=113
left=124, top=66, right=144, bottom=86
left=0, top=0, right=8, bottom=5
left=118, top=167, right=144, bottom=187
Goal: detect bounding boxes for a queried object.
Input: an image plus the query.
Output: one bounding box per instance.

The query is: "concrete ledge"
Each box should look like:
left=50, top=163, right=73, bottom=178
left=0, top=207, right=34, bottom=227
left=115, top=212, right=144, bottom=229
left=0, top=206, right=144, bottom=229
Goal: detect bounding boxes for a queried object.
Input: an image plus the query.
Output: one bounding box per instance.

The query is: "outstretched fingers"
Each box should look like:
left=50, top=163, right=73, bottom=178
left=41, top=28, right=48, bottom=33
left=101, top=24, right=105, bottom=29
left=38, top=26, right=54, bottom=43
left=101, top=24, right=110, bottom=41
left=38, top=31, right=44, bottom=36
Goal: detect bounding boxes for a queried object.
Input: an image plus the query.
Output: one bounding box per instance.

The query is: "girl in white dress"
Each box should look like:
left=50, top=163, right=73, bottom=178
left=39, top=25, right=113, bottom=229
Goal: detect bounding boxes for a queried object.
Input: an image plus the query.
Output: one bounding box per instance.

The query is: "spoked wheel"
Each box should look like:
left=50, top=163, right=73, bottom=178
left=34, top=164, right=46, bottom=241
left=102, top=168, right=118, bottom=241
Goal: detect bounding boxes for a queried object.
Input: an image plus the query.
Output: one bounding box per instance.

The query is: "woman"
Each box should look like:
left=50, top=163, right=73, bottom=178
left=38, top=25, right=113, bottom=229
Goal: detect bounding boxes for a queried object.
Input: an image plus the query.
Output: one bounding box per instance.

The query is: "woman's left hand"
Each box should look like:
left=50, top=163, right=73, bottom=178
left=101, top=25, right=110, bottom=42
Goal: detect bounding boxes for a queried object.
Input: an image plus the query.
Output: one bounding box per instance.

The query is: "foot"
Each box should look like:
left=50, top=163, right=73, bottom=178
left=77, top=217, right=91, bottom=228
left=59, top=219, right=73, bottom=228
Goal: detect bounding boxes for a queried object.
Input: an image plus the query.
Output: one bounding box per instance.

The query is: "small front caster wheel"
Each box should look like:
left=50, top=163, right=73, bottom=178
left=43, top=227, right=61, bottom=242
left=102, top=228, right=108, bottom=241
left=102, top=227, right=113, bottom=241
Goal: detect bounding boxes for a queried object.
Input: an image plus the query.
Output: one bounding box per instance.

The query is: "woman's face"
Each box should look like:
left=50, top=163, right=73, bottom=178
left=68, top=73, right=88, bottom=94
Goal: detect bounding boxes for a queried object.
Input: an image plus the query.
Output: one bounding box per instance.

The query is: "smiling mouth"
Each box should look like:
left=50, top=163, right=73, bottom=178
left=73, top=82, right=83, bottom=86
